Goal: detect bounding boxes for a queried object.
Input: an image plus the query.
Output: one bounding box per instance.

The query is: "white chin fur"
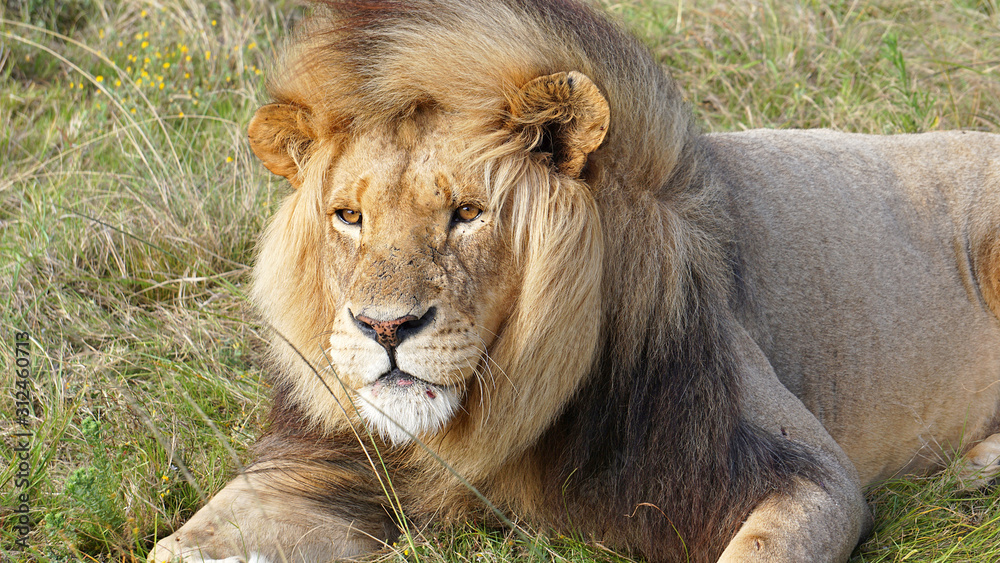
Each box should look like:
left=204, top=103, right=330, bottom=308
left=355, top=380, right=461, bottom=444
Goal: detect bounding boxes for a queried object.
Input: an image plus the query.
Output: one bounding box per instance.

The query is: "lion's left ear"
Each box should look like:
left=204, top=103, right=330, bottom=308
left=507, top=71, right=610, bottom=178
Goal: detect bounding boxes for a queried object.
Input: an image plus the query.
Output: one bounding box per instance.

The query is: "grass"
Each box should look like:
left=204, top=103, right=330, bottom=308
left=1, top=0, right=999, bottom=561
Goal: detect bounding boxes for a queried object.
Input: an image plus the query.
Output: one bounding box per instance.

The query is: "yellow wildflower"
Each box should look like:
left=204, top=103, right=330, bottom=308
left=163, top=62, right=170, bottom=69
left=141, top=41, right=148, bottom=49
left=226, top=156, right=234, bottom=163
left=115, top=79, right=121, bottom=87
left=117, top=40, right=123, bottom=47
left=141, top=9, right=147, bottom=17
left=95, top=75, right=104, bottom=83
left=211, top=19, right=217, bottom=26
left=158, top=82, right=164, bottom=90
left=185, top=55, right=191, bottom=62
left=205, top=50, right=211, bottom=60
left=247, top=42, right=256, bottom=50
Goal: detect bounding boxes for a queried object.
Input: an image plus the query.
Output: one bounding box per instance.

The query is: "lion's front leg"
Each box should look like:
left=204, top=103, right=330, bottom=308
left=718, top=477, right=868, bottom=562
left=148, top=458, right=398, bottom=563
left=719, top=323, right=872, bottom=562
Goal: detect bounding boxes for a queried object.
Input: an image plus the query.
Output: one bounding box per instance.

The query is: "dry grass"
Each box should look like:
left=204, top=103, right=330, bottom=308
left=1, top=0, right=998, bottom=561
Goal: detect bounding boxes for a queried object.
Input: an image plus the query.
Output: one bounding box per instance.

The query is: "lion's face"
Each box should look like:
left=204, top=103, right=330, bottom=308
left=316, top=113, right=517, bottom=443
left=249, top=69, right=611, bottom=450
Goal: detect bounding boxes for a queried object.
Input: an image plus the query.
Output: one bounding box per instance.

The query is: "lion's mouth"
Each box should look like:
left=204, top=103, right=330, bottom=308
left=370, top=368, right=443, bottom=399
left=356, top=368, right=462, bottom=444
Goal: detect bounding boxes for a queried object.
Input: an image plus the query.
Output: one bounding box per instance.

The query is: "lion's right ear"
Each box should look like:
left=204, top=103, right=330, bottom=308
left=248, top=103, right=317, bottom=189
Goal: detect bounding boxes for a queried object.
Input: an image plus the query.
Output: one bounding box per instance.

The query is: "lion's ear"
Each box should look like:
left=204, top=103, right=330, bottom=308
left=507, top=71, right=610, bottom=178
left=248, top=103, right=317, bottom=189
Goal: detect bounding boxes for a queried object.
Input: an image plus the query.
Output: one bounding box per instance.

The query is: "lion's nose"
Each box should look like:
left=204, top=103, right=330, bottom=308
left=352, top=307, right=436, bottom=349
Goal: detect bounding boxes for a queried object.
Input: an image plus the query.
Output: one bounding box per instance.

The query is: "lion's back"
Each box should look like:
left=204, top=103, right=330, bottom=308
left=706, top=129, right=1000, bottom=484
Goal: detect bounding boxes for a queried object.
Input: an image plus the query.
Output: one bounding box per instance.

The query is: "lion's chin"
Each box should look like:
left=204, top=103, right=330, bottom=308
left=355, top=369, right=461, bottom=445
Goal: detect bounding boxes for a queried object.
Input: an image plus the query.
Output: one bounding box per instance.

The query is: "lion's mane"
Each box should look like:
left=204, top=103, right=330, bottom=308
left=249, top=1, right=821, bottom=560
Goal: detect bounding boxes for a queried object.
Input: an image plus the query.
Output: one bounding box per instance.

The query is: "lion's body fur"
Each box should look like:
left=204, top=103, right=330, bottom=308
left=711, top=129, right=1000, bottom=482
left=150, top=1, right=1000, bottom=562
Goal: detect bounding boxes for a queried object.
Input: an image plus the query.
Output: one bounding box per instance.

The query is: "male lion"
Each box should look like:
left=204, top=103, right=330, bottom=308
left=150, top=1, right=1000, bottom=562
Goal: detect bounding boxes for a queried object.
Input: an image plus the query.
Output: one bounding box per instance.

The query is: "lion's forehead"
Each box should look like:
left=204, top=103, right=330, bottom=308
left=327, top=116, right=477, bottom=215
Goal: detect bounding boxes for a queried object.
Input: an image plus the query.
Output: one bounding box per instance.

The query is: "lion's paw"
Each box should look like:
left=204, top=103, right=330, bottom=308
left=147, top=531, right=274, bottom=563
left=958, top=433, right=1000, bottom=490
left=148, top=546, right=274, bottom=563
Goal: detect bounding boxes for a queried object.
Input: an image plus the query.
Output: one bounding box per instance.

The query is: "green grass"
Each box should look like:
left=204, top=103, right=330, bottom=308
left=2, top=0, right=999, bottom=561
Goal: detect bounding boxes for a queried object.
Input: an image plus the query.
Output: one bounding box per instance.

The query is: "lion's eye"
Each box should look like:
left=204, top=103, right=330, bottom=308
left=335, top=209, right=362, bottom=225
left=453, top=204, right=482, bottom=223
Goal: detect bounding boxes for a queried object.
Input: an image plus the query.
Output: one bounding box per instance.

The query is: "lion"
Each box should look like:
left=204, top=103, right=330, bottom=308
left=149, top=0, right=1000, bottom=562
